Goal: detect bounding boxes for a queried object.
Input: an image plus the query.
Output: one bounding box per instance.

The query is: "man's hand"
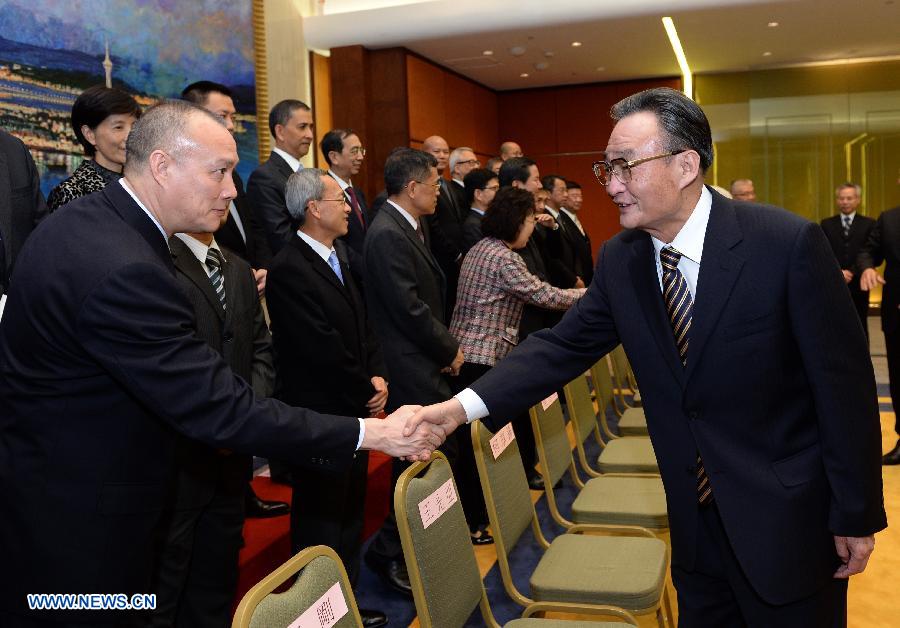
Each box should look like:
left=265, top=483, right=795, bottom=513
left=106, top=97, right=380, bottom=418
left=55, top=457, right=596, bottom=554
left=534, top=213, right=555, bottom=228
left=402, top=399, right=468, bottom=446
left=574, top=276, right=585, bottom=289
left=441, top=349, right=464, bottom=376
left=252, top=268, right=267, bottom=296
left=833, top=535, right=875, bottom=578
left=361, top=405, right=446, bottom=460
left=860, top=268, right=885, bottom=291
left=842, top=269, right=853, bottom=284
left=367, top=376, right=388, bottom=415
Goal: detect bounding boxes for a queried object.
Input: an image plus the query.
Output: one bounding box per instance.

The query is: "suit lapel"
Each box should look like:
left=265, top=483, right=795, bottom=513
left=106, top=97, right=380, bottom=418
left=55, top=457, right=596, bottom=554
left=293, top=236, right=354, bottom=308
left=221, top=250, right=240, bottom=330
left=103, top=182, right=175, bottom=275
left=684, top=191, right=745, bottom=383
left=629, top=234, right=686, bottom=385
left=169, top=237, right=225, bottom=321
left=0, top=147, right=12, bottom=273
left=383, top=204, right=445, bottom=279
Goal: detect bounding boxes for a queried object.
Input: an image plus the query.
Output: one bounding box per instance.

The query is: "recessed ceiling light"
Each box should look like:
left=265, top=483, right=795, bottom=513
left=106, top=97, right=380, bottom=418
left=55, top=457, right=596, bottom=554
left=544, top=51, right=555, bottom=58
left=767, top=21, right=779, bottom=27
left=482, top=50, right=493, bottom=56
left=571, top=41, right=582, bottom=47
left=762, top=51, right=772, bottom=56
left=596, top=66, right=606, bottom=71
left=510, top=46, right=526, bottom=56
left=520, top=72, right=529, bottom=78
left=534, top=62, right=549, bottom=70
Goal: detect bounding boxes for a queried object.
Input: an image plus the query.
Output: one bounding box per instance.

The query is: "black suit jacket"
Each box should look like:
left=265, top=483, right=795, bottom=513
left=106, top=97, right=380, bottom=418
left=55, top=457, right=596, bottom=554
left=0, top=182, right=359, bottom=623
left=246, top=151, right=296, bottom=256
left=557, top=210, right=594, bottom=284
left=472, top=188, right=885, bottom=605
left=328, top=172, right=372, bottom=259
left=461, top=209, right=484, bottom=253
left=267, top=236, right=387, bottom=424
left=858, top=206, right=900, bottom=333
left=0, top=130, right=47, bottom=294
left=169, top=236, right=275, bottom=508
left=215, top=170, right=273, bottom=269
left=364, top=203, right=458, bottom=408
left=428, top=179, right=466, bottom=268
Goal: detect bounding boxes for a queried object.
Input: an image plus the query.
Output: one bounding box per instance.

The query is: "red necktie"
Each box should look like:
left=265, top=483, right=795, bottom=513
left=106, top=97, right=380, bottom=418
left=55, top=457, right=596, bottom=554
left=345, top=187, right=366, bottom=230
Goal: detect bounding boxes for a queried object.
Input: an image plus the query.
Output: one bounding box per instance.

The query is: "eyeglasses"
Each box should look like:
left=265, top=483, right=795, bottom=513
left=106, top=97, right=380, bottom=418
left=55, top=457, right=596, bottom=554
left=349, top=147, right=366, bottom=156
left=592, top=150, right=685, bottom=186
left=482, top=184, right=500, bottom=192
left=319, top=197, right=349, bottom=205
left=457, top=159, right=480, bottom=167
left=405, top=180, right=441, bottom=192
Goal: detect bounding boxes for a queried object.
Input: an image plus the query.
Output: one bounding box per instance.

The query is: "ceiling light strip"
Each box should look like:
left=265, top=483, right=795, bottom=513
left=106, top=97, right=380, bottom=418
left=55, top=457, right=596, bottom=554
left=662, top=16, right=693, bottom=99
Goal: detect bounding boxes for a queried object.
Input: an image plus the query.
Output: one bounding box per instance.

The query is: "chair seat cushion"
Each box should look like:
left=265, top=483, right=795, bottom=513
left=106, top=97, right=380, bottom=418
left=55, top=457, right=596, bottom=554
left=571, top=476, right=668, bottom=529
left=506, top=620, right=632, bottom=627
left=530, top=533, right=667, bottom=610
left=618, top=408, right=648, bottom=436
left=597, top=438, right=658, bottom=474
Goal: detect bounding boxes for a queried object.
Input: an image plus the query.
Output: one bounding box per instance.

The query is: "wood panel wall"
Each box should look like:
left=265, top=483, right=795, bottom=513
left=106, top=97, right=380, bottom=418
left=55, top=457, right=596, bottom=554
left=498, top=77, right=681, bottom=244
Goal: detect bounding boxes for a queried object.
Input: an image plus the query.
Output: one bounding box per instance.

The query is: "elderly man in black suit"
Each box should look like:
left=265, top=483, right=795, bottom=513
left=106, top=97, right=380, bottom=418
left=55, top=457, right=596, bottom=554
left=0, top=101, right=444, bottom=626
left=321, top=128, right=371, bottom=258
left=150, top=218, right=275, bottom=627
left=266, top=168, right=389, bottom=628
left=859, top=172, right=900, bottom=464
left=408, top=87, right=885, bottom=627
left=362, top=148, right=464, bottom=596
left=562, top=179, right=595, bottom=285
left=246, top=99, right=314, bottom=255
left=0, top=129, right=47, bottom=299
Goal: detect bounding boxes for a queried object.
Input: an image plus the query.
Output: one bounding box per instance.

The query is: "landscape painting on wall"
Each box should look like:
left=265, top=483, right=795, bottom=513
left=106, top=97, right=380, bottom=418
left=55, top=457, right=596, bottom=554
left=0, top=0, right=258, bottom=197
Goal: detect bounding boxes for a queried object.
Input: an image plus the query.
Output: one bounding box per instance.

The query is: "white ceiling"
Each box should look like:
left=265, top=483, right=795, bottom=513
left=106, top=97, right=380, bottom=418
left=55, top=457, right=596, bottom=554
left=304, top=0, right=900, bottom=90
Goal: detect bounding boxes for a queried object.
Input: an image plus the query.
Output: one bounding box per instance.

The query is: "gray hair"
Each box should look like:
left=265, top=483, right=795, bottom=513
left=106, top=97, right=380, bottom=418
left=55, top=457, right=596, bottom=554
left=449, top=146, right=474, bottom=172
left=836, top=182, right=862, bottom=197
left=285, top=168, right=327, bottom=225
left=124, top=99, right=224, bottom=172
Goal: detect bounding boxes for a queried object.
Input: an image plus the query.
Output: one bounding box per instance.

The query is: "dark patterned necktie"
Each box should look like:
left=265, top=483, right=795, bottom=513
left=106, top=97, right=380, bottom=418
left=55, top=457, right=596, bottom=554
left=345, top=186, right=366, bottom=230
left=842, top=215, right=851, bottom=238
left=660, top=246, right=712, bottom=505
left=206, top=248, right=226, bottom=310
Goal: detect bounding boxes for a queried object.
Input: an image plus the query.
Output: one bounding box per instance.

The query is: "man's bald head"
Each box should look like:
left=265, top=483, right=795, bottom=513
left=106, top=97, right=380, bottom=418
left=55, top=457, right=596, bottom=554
left=125, top=99, right=228, bottom=175
left=422, top=135, right=450, bottom=172
left=500, top=141, right=523, bottom=161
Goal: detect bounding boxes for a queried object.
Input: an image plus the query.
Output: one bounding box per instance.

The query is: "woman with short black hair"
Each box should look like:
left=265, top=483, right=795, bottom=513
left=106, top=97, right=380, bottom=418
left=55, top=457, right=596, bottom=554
left=47, top=85, right=141, bottom=210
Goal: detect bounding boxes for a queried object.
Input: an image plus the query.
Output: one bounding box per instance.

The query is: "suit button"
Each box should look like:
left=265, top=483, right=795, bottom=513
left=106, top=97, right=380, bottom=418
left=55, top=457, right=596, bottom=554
left=223, top=332, right=233, bottom=342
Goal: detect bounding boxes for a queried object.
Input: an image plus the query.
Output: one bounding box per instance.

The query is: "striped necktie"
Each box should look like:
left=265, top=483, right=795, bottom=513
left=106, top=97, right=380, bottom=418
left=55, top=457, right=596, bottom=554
left=206, top=248, right=226, bottom=310
left=660, top=246, right=712, bottom=505
left=842, top=215, right=851, bottom=238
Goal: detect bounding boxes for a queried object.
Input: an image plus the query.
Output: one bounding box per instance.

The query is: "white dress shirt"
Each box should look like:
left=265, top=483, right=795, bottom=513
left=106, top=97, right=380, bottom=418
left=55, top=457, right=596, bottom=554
left=173, top=233, right=225, bottom=277
left=296, top=229, right=336, bottom=264
left=455, top=185, right=713, bottom=423
left=272, top=147, right=302, bottom=173
left=386, top=199, right=419, bottom=230
left=119, top=179, right=168, bottom=242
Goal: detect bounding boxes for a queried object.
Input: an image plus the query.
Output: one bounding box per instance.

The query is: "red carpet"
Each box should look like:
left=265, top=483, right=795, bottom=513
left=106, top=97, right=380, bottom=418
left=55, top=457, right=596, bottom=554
left=233, top=452, right=394, bottom=608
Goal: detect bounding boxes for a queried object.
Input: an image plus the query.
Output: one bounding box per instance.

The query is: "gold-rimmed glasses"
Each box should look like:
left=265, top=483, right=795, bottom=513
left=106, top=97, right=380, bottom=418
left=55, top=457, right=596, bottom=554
left=592, top=150, right=685, bottom=186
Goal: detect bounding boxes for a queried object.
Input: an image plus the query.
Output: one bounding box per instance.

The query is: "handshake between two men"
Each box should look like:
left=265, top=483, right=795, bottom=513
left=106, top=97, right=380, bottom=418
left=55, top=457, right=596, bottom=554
left=360, top=398, right=470, bottom=461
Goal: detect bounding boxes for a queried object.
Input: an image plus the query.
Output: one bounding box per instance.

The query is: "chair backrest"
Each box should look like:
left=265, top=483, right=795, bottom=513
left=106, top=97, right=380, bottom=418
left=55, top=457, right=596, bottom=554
left=529, top=393, right=574, bottom=487
left=590, top=355, right=616, bottom=414
left=395, top=452, right=487, bottom=628
left=471, top=420, right=539, bottom=562
left=232, top=546, right=363, bottom=628
left=611, top=344, right=638, bottom=390
left=565, top=373, right=601, bottom=448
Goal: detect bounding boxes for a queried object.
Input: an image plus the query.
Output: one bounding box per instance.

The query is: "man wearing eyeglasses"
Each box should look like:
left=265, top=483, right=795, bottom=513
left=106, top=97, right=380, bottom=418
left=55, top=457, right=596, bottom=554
left=266, top=168, right=390, bottom=627
left=407, top=87, right=885, bottom=626
left=461, top=168, right=499, bottom=253
left=322, top=128, right=371, bottom=259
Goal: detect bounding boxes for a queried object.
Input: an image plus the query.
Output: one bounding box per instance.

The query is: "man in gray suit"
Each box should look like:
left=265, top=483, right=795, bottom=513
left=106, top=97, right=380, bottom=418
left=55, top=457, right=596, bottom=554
left=362, top=148, right=463, bottom=595
left=0, top=129, right=47, bottom=299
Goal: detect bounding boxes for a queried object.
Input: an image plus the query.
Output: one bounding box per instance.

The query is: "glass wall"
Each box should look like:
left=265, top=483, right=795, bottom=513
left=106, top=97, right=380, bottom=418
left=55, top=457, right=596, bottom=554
left=696, top=60, right=900, bottom=223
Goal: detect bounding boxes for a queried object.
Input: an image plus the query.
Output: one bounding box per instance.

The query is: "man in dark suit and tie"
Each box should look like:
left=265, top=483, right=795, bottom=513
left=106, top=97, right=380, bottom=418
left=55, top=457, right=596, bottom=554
left=151, top=221, right=275, bottom=627
left=0, top=101, right=443, bottom=626
left=542, top=173, right=586, bottom=289
left=409, top=87, right=885, bottom=626
left=363, top=148, right=463, bottom=596
left=321, top=128, right=371, bottom=258
left=246, top=99, right=314, bottom=255
left=267, top=168, right=390, bottom=627
left=859, top=172, right=900, bottom=464
left=423, top=135, right=466, bottom=318
left=461, top=168, right=499, bottom=253
left=181, top=80, right=287, bottom=519
left=0, top=129, right=47, bottom=299
left=561, top=180, right=595, bottom=285
left=820, top=183, right=874, bottom=342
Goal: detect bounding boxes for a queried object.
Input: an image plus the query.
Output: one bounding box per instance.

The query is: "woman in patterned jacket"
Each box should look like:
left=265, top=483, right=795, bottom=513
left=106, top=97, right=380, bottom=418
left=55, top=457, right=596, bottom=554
left=449, top=186, right=585, bottom=543
left=47, top=85, right=140, bottom=210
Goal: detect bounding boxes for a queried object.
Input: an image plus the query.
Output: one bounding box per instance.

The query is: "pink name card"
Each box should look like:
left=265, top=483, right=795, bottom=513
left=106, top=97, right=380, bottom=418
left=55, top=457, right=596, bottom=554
left=418, top=477, right=458, bottom=529
left=489, top=422, right=516, bottom=459
left=288, top=581, right=349, bottom=628
left=541, top=392, right=559, bottom=410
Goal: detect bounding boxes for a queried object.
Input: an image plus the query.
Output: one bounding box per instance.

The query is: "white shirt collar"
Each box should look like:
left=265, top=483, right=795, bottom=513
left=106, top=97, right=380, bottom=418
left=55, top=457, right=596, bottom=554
left=546, top=207, right=559, bottom=219
left=272, top=147, right=302, bottom=173
left=452, top=178, right=464, bottom=187
left=173, top=232, right=223, bottom=267
left=119, top=178, right=168, bottom=242
left=296, top=229, right=335, bottom=264
left=471, top=206, right=485, bottom=216
left=560, top=207, right=578, bottom=221
left=386, top=199, right=419, bottom=230
left=842, top=211, right=856, bottom=222
left=328, top=170, right=351, bottom=191
left=650, top=185, right=712, bottom=265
